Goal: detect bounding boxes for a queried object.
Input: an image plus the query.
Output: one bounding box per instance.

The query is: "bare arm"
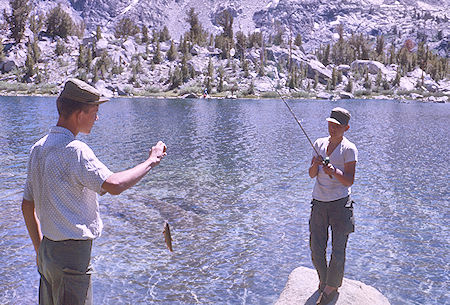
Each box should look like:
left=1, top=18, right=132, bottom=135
left=22, top=199, right=42, bottom=263
left=323, top=161, right=356, bottom=187
left=102, top=141, right=167, bottom=195
left=309, top=155, right=323, bottom=178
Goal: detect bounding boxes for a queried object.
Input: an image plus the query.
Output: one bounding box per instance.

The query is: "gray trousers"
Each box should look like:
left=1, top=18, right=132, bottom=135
left=38, top=236, right=93, bottom=305
left=309, top=196, right=354, bottom=288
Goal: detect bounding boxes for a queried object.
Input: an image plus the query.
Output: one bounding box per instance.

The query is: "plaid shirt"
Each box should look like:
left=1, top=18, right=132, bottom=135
left=23, top=126, right=113, bottom=241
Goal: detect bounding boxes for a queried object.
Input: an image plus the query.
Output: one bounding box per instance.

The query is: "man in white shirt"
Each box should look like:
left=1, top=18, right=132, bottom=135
left=308, top=107, right=358, bottom=305
left=22, top=78, right=167, bottom=305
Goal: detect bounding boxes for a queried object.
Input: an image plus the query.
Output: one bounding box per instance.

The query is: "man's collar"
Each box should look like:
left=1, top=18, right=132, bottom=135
left=49, top=126, right=76, bottom=139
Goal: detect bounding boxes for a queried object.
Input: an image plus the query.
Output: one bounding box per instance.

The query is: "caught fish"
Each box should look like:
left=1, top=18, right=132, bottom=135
left=163, top=222, right=173, bottom=252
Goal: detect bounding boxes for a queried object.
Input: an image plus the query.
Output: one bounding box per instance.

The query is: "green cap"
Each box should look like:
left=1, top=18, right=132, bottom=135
left=59, top=78, right=109, bottom=104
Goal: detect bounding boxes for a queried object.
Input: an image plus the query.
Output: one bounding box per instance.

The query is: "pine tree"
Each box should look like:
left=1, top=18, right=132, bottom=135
left=258, top=58, right=265, bottom=76
left=207, top=58, right=214, bottom=78
left=46, top=5, right=74, bottom=39
left=217, top=10, right=234, bottom=41
left=364, top=71, right=372, bottom=90
left=167, top=40, right=177, bottom=61
left=114, top=17, right=139, bottom=39
left=92, top=64, right=99, bottom=83
left=375, top=35, right=385, bottom=57
left=331, top=67, right=337, bottom=89
left=29, top=15, right=44, bottom=38
left=392, top=69, right=401, bottom=87
left=273, top=22, right=284, bottom=46
left=186, top=8, right=205, bottom=45
left=159, top=26, right=171, bottom=42
left=170, top=66, right=182, bottom=89
left=242, top=58, right=249, bottom=78
left=77, top=45, right=86, bottom=69
left=4, top=0, right=31, bottom=43
left=388, top=44, right=396, bottom=65
left=375, top=70, right=382, bottom=88
left=86, top=48, right=92, bottom=71
left=181, top=55, right=189, bottom=82
left=294, top=34, right=302, bottom=47
left=141, top=26, right=149, bottom=43
left=322, top=44, right=330, bottom=66
left=0, top=44, right=5, bottom=62
left=382, top=79, right=390, bottom=90
left=288, top=68, right=296, bottom=89
left=217, top=66, right=224, bottom=92
left=345, top=78, right=353, bottom=93
left=152, top=30, right=159, bottom=44
left=96, top=25, right=102, bottom=41
left=247, top=81, right=255, bottom=95
left=153, top=40, right=162, bottom=64
left=24, top=43, right=35, bottom=79
left=235, top=31, right=247, bottom=59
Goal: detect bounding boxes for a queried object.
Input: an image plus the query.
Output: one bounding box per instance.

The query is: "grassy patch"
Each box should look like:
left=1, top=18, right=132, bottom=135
left=291, top=91, right=311, bottom=98
left=260, top=91, right=279, bottom=98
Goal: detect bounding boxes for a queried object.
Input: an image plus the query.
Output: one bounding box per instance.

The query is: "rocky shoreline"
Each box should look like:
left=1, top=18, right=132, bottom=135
left=0, top=80, right=447, bottom=104
left=1, top=33, right=448, bottom=104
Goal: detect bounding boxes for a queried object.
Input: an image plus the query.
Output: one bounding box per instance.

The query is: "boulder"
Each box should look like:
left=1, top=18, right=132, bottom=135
left=191, top=44, right=209, bottom=56
left=339, top=91, right=354, bottom=99
left=122, top=39, right=136, bottom=55
left=337, top=65, right=351, bottom=76
left=306, top=60, right=332, bottom=85
left=276, top=267, right=390, bottom=305
left=188, top=56, right=209, bottom=74
left=94, top=80, right=113, bottom=98
left=2, top=60, right=16, bottom=73
left=398, top=77, right=415, bottom=91
left=183, top=93, right=198, bottom=99
left=423, top=80, right=438, bottom=92
left=96, top=38, right=109, bottom=53
left=207, top=46, right=221, bottom=56
left=317, top=92, right=333, bottom=100
left=351, top=60, right=388, bottom=75
left=410, top=93, right=423, bottom=100
left=254, top=76, right=274, bottom=92
left=82, top=36, right=96, bottom=45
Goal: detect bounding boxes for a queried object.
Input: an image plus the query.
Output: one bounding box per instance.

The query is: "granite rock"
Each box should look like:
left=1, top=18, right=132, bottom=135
left=276, top=267, right=390, bottom=305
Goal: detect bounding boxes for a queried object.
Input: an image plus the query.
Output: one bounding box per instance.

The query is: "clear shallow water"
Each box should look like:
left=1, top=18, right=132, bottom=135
left=0, top=96, right=448, bottom=305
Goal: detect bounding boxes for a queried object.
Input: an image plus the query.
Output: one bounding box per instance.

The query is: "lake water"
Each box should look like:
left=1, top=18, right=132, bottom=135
left=0, top=96, right=448, bottom=305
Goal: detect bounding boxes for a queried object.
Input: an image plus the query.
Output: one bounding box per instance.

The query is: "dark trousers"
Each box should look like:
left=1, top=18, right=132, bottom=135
left=38, top=236, right=93, bottom=305
left=309, top=196, right=354, bottom=288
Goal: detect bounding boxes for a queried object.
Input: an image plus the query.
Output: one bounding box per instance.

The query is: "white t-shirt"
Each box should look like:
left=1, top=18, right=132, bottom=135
left=23, top=126, right=113, bottom=241
left=312, top=136, right=358, bottom=202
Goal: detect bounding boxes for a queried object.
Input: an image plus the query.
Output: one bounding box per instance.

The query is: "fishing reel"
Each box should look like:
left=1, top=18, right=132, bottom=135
left=321, top=156, right=333, bottom=179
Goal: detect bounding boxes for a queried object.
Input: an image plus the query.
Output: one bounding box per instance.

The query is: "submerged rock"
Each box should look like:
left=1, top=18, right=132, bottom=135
left=276, top=266, right=390, bottom=305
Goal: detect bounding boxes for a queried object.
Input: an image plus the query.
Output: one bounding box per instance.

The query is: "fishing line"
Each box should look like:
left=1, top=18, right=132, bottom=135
left=231, top=39, right=331, bottom=171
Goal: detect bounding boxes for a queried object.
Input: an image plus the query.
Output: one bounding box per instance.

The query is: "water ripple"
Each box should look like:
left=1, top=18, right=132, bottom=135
left=0, top=97, right=448, bottom=305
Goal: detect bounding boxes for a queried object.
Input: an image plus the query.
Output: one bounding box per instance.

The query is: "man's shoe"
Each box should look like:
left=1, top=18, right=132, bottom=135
left=316, top=289, right=338, bottom=305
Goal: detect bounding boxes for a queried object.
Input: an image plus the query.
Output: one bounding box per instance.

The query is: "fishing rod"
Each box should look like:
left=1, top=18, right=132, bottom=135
left=230, top=41, right=332, bottom=172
